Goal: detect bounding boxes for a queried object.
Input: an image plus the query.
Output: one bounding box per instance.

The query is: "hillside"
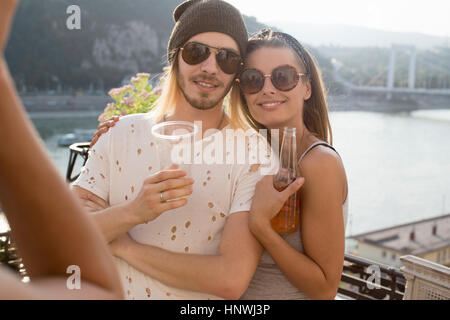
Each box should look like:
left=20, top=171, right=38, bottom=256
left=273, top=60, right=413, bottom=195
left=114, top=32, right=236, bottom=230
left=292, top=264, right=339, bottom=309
left=7, top=1, right=446, bottom=95
left=5, top=0, right=269, bottom=92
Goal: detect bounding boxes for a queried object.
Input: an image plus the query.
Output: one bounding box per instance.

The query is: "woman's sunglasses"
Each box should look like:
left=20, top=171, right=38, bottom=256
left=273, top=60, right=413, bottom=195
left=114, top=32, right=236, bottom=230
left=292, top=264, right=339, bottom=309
left=236, top=65, right=308, bottom=94
left=180, top=42, right=243, bottom=75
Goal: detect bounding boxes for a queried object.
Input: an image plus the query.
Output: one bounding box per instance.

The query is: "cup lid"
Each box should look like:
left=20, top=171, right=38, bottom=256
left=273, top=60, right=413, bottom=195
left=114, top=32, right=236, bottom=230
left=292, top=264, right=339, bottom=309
left=151, top=121, right=199, bottom=140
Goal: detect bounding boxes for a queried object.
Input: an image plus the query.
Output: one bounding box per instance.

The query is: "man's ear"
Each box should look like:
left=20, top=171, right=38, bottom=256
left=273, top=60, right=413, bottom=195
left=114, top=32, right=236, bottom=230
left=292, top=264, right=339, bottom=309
left=304, top=80, right=312, bottom=101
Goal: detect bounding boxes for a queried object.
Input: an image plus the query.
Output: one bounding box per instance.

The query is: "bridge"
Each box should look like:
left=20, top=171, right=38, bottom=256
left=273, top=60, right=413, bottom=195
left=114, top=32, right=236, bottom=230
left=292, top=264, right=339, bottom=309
left=332, top=44, right=450, bottom=99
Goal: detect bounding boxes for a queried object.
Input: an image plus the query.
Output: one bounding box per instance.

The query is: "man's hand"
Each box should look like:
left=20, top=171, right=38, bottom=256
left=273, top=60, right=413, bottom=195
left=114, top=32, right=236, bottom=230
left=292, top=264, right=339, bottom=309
left=70, top=165, right=194, bottom=243
left=128, top=165, right=194, bottom=224
left=109, top=232, right=135, bottom=258
left=0, top=0, right=18, bottom=54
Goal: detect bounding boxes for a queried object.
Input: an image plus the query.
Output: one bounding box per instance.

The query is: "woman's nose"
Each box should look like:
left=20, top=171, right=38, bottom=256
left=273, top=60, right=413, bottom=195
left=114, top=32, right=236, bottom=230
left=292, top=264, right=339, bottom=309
left=261, top=76, right=276, bottom=95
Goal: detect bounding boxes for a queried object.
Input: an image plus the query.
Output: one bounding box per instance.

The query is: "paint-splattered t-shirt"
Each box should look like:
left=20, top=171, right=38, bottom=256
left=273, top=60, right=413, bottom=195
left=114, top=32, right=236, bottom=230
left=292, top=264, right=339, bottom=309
left=73, top=113, right=275, bottom=300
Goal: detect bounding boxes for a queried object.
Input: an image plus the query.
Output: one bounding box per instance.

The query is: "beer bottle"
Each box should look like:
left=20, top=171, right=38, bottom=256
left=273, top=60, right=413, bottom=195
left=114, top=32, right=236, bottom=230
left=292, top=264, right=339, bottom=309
left=271, top=127, right=299, bottom=233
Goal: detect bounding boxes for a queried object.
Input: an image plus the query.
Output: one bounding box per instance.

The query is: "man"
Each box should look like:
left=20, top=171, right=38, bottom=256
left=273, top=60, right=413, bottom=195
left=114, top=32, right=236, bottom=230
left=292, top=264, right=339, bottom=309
left=72, top=0, right=269, bottom=300
left=0, top=0, right=123, bottom=300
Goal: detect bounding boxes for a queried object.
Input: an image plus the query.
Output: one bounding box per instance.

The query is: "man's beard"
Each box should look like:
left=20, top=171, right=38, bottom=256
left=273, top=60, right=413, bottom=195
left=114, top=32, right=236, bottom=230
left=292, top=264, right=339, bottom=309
left=177, top=73, right=233, bottom=110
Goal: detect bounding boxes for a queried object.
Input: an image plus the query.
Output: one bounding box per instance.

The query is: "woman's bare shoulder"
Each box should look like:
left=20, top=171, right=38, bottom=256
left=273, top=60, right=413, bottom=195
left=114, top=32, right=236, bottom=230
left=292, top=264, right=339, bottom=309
left=299, top=144, right=344, bottom=176
left=298, top=144, right=348, bottom=202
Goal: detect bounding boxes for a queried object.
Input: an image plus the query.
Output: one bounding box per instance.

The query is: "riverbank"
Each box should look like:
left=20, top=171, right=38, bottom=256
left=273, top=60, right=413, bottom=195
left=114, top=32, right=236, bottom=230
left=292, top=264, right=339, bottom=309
left=20, top=93, right=450, bottom=115
left=329, top=93, right=450, bottom=113
left=21, top=94, right=110, bottom=114
left=28, top=110, right=101, bottom=119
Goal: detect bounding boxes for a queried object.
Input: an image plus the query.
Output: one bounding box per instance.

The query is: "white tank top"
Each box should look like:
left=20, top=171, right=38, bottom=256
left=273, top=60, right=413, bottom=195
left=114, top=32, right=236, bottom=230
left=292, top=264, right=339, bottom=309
left=241, top=142, right=349, bottom=300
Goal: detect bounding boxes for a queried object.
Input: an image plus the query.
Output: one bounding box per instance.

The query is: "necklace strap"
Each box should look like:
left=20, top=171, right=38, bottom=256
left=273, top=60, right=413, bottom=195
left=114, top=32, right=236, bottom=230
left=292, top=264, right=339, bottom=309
left=297, top=141, right=339, bottom=165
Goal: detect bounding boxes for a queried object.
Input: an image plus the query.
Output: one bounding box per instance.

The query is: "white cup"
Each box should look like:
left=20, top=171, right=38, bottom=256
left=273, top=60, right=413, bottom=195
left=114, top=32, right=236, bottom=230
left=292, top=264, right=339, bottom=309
left=151, top=121, right=198, bottom=200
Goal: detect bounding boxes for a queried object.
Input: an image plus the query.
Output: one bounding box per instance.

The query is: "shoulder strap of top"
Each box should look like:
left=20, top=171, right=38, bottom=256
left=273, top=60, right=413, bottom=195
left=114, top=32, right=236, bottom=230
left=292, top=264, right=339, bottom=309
left=297, top=141, right=340, bottom=165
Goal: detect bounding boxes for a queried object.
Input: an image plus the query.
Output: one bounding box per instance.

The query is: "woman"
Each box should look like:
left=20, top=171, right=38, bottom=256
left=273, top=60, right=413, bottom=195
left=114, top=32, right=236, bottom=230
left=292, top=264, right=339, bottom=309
left=230, top=29, right=348, bottom=300
left=90, top=29, right=348, bottom=300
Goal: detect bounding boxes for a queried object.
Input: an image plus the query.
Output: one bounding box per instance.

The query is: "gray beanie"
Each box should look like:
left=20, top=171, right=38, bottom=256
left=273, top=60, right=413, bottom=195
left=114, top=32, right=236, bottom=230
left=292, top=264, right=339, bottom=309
left=167, top=0, right=248, bottom=64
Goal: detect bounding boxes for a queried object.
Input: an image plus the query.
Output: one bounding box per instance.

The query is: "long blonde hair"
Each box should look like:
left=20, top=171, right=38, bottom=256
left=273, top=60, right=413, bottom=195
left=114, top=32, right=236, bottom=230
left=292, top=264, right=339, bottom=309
left=152, top=58, right=181, bottom=123
left=228, top=29, right=333, bottom=144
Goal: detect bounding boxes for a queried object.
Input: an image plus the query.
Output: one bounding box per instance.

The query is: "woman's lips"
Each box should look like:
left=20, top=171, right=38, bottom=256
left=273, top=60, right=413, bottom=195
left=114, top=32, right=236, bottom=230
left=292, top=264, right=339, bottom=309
left=257, top=101, right=286, bottom=111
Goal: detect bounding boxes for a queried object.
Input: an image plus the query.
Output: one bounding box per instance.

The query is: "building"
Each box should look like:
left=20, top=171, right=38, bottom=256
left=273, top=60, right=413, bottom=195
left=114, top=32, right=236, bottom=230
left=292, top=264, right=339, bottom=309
left=348, top=213, right=450, bottom=268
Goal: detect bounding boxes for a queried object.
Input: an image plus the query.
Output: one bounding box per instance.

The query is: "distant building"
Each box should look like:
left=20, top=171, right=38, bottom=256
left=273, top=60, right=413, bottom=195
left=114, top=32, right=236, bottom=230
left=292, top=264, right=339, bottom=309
left=348, top=214, right=450, bottom=268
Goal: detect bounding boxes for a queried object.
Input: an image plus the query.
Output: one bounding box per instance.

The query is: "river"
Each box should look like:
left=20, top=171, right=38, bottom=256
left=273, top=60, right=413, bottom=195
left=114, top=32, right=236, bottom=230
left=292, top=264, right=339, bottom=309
left=1, top=109, right=450, bottom=240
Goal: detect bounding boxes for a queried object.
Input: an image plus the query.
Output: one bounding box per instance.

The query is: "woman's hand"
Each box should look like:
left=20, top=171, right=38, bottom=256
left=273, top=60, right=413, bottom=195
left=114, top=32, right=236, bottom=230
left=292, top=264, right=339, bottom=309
left=249, top=175, right=305, bottom=233
left=71, top=185, right=109, bottom=212
left=0, top=0, right=17, bottom=55
left=90, top=116, right=120, bottom=147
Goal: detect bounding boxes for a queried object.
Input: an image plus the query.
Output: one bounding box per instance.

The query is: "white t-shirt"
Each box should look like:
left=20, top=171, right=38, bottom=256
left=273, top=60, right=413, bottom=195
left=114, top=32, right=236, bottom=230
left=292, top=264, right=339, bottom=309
left=73, top=113, right=275, bottom=300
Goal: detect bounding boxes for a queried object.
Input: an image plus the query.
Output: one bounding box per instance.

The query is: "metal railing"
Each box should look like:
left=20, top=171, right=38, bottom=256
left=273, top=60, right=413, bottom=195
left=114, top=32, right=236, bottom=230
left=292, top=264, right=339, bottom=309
left=400, top=255, right=450, bottom=300
left=0, top=231, right=27, bottom=279
left=338, top=254, right=406, bottom=300
left=66, top=142, right=90, bottom=183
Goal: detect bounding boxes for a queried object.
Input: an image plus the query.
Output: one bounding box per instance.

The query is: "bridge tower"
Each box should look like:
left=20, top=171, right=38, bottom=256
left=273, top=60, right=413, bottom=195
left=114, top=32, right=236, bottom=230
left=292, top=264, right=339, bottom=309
left=387, top=44, right=416, bottom=99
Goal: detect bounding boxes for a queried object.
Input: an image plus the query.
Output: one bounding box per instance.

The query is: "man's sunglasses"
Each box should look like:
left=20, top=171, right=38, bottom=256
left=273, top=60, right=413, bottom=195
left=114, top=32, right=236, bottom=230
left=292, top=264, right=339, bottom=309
left=180, top=42, right=243, bottom=75
left=236, top=65, right=308, bottom=94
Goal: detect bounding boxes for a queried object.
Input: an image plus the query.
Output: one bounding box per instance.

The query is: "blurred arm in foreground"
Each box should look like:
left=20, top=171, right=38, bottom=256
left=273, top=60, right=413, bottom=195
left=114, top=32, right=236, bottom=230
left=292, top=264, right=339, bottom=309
left=0, top=0, right=123, bottom=299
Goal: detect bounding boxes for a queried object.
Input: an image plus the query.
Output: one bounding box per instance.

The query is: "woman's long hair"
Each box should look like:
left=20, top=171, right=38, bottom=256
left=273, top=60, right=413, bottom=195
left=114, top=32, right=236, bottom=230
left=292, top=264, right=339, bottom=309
left=228, top=29, right=333, bottom=145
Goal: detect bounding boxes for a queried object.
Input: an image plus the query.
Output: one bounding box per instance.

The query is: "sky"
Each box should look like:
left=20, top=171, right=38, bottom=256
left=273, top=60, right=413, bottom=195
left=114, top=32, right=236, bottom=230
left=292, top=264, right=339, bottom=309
left=227, top=0, right=450, bottom=37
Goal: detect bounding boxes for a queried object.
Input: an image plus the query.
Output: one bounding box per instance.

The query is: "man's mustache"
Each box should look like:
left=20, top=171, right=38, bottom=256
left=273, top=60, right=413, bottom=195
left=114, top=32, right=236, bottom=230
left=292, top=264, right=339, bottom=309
left=190, top=75, right=223, bottom=87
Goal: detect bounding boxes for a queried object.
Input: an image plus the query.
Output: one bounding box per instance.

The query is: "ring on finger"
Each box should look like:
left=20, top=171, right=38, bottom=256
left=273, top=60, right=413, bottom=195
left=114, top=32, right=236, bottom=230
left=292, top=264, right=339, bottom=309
left=160, top=192, right=165, bottom=202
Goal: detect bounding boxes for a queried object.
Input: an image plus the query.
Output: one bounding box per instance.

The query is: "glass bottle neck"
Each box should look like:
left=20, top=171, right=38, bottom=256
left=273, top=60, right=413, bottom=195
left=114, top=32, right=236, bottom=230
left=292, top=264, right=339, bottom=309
left=279, top=127, right=297, bottom=175
left=283, top=127, right=296, bottom=136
